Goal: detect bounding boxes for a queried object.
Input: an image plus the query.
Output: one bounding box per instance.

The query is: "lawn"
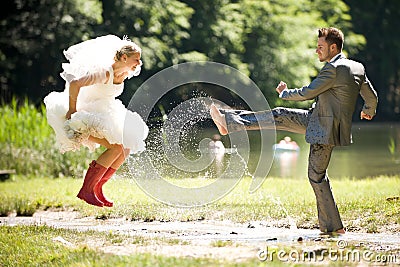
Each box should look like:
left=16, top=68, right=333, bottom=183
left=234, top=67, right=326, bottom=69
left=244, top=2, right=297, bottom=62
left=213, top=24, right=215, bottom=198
left=1, top=175, right=399, bottom=266
left=1, top=175, right=399, bottom=232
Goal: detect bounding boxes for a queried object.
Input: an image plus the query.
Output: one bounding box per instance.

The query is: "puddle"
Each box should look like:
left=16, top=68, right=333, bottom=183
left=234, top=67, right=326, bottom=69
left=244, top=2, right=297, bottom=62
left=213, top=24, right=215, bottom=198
left=2, top=211, right=400, bottom=263
left=2, top=211, right=400, bottom=245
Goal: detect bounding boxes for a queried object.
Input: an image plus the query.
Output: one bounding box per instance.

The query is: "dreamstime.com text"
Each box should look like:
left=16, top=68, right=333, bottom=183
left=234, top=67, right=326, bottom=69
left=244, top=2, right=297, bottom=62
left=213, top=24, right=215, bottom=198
left=257, top=240, right=399, bottom=264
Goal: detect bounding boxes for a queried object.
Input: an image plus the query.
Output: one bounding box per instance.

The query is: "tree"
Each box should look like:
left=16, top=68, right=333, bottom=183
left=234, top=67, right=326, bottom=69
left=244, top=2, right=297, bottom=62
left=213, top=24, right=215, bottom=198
left=98, top=0, right=196, bottom=103
left=344, top=0, right=400, bottom=120
left=240, top=0, right=364, bottom=109
left=181, top=0, right=364, bottom=109
left=0, top=0, right=103, bottom=104
left=2, top=0, right=394, bottom=122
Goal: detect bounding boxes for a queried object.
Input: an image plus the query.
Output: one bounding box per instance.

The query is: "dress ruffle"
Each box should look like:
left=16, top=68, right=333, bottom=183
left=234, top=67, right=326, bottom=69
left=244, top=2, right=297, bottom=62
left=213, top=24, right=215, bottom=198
left=44, top=90, right=148, bottom=154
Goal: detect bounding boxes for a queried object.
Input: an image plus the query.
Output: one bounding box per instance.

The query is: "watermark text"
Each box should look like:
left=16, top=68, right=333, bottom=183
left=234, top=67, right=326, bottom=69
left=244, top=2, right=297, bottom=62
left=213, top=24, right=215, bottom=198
left=257, top=240, right=399, bottom=264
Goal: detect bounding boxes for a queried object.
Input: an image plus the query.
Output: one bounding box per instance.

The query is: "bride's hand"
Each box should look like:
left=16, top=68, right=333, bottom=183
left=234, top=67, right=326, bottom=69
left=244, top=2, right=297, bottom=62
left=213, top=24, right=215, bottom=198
left=113, top=71, right=128, bottom=83
left=65, top=109, right=76, bottom=120
left=119, top=71, right=129, bottom=81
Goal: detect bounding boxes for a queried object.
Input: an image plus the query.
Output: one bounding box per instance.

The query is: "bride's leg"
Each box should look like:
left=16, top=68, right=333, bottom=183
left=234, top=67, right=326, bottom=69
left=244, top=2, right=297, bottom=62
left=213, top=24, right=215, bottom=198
left=88, top=136, right=124, bottom=168
left=88, top=136, right=130, bottom=207
left=105, top=148, right=130, bottom=204
left=110, top=148, right=130, bottom=169
left=76, top=136, right=124, bottom=206
left=95, top=148, right=130, bottom=207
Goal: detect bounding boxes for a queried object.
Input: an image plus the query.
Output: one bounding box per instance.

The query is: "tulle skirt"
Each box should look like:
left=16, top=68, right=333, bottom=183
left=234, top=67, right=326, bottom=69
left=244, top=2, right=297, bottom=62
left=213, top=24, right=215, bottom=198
left=44, top=91, right=149, bottom=154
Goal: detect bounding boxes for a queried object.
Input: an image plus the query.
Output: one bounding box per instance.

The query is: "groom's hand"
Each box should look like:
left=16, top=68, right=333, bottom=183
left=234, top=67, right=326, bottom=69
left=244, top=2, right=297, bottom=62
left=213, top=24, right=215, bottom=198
left=276, top=81, right=287, bottom=94
left=360, top=111, right=373, bottom=120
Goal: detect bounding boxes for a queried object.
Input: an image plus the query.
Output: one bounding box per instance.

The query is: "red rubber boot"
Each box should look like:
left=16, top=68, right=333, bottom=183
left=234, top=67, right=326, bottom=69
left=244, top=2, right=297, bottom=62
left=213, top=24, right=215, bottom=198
left=77, top=160, right=107, bottom=207
left=94, top=167, right=116, bottom=207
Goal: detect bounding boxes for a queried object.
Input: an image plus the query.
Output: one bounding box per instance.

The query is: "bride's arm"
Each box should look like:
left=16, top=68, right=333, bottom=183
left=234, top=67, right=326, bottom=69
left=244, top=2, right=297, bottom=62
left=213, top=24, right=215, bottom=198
left=65, top=69, right=110, bottom=119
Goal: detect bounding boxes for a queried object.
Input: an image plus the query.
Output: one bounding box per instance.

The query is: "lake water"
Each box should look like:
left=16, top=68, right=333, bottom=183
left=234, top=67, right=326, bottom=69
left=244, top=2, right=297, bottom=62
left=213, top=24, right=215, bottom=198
left=253, top=122, right=400, bottom=179
left=144, top=122, right=399, bottom=180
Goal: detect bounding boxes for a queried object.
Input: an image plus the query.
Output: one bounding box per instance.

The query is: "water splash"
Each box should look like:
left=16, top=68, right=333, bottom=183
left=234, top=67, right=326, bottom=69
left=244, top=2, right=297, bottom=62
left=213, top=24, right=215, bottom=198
left=232, top=148, right=298, bottom=230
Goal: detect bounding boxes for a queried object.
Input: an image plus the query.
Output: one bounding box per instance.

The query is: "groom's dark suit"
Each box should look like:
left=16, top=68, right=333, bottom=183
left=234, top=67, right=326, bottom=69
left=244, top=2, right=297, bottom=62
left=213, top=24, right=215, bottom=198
left=221, top=53, right=378, bottom=232
left=280, top=53, right=377, bottom=146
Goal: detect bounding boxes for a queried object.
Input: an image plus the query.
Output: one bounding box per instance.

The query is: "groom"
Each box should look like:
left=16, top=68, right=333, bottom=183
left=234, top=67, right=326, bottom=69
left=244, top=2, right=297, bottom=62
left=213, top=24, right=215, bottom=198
left=210, top=27, right=378, bottom=234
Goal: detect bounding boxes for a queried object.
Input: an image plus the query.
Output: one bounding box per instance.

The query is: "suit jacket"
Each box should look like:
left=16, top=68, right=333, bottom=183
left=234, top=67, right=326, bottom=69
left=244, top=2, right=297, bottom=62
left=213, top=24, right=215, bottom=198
left=280, top=53, right=378, bottom=146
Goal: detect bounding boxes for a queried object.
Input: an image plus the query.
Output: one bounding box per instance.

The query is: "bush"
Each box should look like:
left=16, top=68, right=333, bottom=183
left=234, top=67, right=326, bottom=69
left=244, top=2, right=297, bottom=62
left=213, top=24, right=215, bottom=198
left=0, top=98, right=101, bottom=177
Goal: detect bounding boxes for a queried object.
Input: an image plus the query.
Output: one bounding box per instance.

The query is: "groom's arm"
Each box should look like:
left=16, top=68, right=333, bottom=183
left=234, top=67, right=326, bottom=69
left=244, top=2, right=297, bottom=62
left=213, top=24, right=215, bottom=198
left=277, top=63, right=336, bottom=101
left=359, top=73, right=378, bottom=118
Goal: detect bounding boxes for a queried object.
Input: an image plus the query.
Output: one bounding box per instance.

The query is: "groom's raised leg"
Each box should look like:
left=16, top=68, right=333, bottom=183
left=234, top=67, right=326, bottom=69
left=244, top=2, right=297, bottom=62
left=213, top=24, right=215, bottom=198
left=211, top=106, right=309, bottom=134
left=210, top=104, right=228, bottom=135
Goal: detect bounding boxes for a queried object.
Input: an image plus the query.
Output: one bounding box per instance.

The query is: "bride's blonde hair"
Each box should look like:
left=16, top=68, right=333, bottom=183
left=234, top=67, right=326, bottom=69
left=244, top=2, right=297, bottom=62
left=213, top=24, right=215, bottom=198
left=114, top=45, right=141, bottom=61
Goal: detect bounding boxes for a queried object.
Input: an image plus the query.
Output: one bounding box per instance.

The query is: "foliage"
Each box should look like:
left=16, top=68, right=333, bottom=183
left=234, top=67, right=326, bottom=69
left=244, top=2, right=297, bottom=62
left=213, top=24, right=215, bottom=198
left=240, top=0, right=319, bottom=108
left=344, top=0, right=400, bottom=119
left=312, top=0, right=366, bottom=56
left=0, top=0, right=103, bottom=103
left=0, top=0, right=370, bottom=106
left=0, top=99, right=100, bottom=177
left=100, top=0, right=194, bottom=69
left=0, top=0, right=398, bottom=117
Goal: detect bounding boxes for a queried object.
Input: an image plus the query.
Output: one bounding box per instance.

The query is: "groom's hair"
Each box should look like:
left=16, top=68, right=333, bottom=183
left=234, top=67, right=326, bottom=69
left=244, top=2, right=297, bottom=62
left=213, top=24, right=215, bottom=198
left=318, top=27, right=344, bottom=51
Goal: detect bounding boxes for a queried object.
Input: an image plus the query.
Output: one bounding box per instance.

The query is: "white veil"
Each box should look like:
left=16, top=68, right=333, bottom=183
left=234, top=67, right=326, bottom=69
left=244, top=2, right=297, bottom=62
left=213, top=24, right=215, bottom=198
left=60, top=35, right=142, bottom=83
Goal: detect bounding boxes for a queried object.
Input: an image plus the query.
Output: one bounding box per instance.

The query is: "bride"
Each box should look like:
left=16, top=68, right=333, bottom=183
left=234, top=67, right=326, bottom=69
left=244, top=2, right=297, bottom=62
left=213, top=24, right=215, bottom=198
left=44, top=35, right=149, bottom=207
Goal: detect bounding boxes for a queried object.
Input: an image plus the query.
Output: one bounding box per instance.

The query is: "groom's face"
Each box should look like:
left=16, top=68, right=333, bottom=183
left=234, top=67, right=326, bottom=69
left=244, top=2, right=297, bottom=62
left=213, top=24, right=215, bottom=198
left=316, top=37, right=334, bottom=63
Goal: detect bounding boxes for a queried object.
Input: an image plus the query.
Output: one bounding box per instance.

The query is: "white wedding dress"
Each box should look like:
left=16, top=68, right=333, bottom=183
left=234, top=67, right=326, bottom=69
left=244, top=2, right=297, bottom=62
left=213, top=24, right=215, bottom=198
left=44, top=35, right=149, bottom=154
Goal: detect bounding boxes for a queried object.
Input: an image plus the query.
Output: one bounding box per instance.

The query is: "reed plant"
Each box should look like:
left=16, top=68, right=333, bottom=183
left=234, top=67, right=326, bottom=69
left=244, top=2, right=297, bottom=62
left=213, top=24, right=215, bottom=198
left=0, top=98, right=99, bottom=177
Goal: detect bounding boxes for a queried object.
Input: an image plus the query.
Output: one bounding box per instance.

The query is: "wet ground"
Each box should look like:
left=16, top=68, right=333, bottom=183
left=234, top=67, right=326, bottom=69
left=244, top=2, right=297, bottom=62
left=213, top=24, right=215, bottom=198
left=2, top=210, right=400, bottom=264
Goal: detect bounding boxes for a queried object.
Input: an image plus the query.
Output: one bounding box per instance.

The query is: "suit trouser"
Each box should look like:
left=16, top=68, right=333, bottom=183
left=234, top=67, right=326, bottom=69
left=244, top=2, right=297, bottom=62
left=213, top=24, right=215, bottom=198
left=221, top=107, right=344, bottom=232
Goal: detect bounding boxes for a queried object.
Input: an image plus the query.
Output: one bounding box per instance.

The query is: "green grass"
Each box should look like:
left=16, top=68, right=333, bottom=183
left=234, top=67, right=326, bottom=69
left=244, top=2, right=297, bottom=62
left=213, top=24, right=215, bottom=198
left=1, top=176, right=398, bottom=266
left=0, top=175, right=399, bottom=232
left=1, top=225, right=256, bottom=267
